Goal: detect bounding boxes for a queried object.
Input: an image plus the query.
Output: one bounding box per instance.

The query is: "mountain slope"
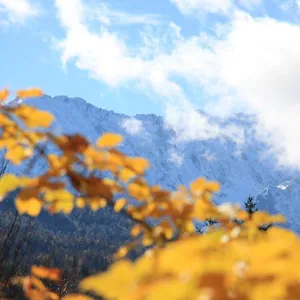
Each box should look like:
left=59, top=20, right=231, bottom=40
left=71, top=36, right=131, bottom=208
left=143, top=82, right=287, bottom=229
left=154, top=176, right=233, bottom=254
left=4, top=95, right=300, bottom=231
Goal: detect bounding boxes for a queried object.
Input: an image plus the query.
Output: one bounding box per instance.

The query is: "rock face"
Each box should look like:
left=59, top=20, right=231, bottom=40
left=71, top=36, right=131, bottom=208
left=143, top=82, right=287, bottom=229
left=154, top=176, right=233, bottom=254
left=3, top=95, right=300, bottom=232
left=256, top=178, right=300, bottom=232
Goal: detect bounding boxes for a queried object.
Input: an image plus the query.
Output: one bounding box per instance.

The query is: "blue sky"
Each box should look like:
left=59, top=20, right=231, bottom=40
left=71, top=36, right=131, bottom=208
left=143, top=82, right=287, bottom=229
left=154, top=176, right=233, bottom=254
left=1, top=0, right=202, bottom=116
left=0, top=0, right=292, bottom=116
left=2, top=0, right=300, bottom=168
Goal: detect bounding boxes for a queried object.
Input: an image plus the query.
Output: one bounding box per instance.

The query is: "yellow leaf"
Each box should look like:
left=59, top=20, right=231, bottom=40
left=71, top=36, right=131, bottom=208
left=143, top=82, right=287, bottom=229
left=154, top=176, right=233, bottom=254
left=87, top=197, right=107, bottom=211
left=44, top=189, right=73, bottom=202
left=252, top=211, right=286, bottom=225
left=127, top=182, right=150, bottom=201
left=183, top=221, right=195, bottom=234
left=0, top=113, right=13, bottom=125
left=155, top=221, right=174, bottom=239
left=98, top=198, right=107, bottom=208
left=15, top=197, right=42, bottom=216
left=44, top=190, right=74, bottom=214
left=14, top=106, right=54, bottom=128
left=0, top=88, right=9, bottom=102
left=49, top=200, right=74, bottom=214
left=80, top=260, right=135, bottom=298
left=5, top=145, right=33, bottom=165
left=76, top=197, right=86, bottom=208
left=107, top=149, right=125, bottom=166
left=114, top=198, right=127, bottom=212
left=97, top=133, right=123, bottom=148
left=16, top=88, right=43, bottom=99
left=190, top=177, right=206, bottom=196
left=205, top=181, right=220, bottom=193
left=125, top=157, right=150, bottom=174
left=115, top=246, right=129, bottom=259
left=118, top=168, right=136, bottom=182
left=0, top=174, right=21, bottom=200
left=89, top=199, right=99, bottom=212
left=142, top=235, right=153, bottom=246
left=131, top=224, right=142, bottom=237
left=0, top=137, right=17, bottom=149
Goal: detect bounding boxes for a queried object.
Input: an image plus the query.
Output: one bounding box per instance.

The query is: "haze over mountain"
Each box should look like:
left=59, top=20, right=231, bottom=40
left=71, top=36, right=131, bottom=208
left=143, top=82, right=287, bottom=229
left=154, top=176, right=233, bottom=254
left=4, top=95, right=300, bottom=232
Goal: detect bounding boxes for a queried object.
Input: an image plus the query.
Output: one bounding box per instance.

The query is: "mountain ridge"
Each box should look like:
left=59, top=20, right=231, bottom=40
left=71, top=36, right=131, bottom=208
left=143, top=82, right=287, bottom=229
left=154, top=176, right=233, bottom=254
left=4, top=95, right=300, bottom=232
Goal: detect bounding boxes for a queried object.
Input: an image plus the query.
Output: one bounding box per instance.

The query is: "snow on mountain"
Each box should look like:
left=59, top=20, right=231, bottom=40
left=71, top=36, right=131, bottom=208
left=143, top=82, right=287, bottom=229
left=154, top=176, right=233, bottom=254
left=257, top=177, right=300, bottom=232
left=4, top=95, right=300, bottom=232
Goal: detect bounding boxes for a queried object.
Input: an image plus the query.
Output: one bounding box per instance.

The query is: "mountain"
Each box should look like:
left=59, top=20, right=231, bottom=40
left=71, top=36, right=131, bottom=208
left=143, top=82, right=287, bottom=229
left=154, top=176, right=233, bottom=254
left=256, top=177, right=300, bottom=232
left=3, top=95, right=300, bottom=232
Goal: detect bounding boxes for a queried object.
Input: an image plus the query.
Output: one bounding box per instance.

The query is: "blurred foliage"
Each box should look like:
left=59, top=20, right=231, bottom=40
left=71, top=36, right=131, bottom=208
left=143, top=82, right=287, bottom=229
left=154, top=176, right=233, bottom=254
left=0, top=88, right=297, bottom=300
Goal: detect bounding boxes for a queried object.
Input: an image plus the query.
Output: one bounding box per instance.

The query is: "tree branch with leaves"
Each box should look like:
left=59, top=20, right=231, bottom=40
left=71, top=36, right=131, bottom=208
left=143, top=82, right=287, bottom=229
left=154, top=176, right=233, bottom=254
left=0, top=88, right=296, bottom=300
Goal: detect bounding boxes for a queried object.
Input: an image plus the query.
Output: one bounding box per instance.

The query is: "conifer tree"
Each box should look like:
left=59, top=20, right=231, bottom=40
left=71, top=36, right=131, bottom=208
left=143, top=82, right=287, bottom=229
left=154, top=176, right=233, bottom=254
left=245, top=196, right=272, bottom=231
left=245, top=196, right=258, bottom=217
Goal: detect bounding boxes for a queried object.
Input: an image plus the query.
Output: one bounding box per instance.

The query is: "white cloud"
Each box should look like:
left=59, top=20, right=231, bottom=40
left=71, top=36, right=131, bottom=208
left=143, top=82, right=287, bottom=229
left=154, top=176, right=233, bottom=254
left=108, top=12, right=161, bottom=26
left=121, top=118, right=144, bottom=135
left=55, top=0, right=145, bottom=88
left=55, top=0, right=244, bottom=145
left=170, top=0, right=263, bottom=15
left=54, top=0, right=300, bottom=169
left=70, top=0, right=161, bottom=27
left=207, top=11, right=300, bottom=168
left=169, top=0, right=233, bottom=15
left=165, top=104, right=244, bottom=144
left=277, top=0, right=294, bottom=11
left=202, top=151, right=217, bottom=161
left=237, top=0, right=263, bottom=10
left=87, top=3, right=161, bottom=26
left=0, top=0, right=39, bottom=25
left=168, top=150, right=184, bottom=166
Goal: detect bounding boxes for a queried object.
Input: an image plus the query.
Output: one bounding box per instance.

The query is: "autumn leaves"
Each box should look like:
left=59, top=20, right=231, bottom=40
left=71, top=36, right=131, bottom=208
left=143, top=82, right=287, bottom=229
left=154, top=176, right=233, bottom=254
left=0, top=88, right=43, bottom=103
left=0, top=87, right=297, bottom=300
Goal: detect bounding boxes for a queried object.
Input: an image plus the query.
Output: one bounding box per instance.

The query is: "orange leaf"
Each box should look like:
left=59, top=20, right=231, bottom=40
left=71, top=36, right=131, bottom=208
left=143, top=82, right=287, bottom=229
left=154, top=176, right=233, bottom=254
left=0, top=174, right=21, bottom=200
left=14, top=105, right=54, bottom=128
left=190, top=177, right=206, bottom=196
left=0, top=88, right=9, bottom=102
left=131, top=224, right=142, bottom=237
left=15, top=197, right=42, bottom=217
left=5, top=145, right=33, bottom=165
left=118, top=168, right=136, bottom=182
left=206, top=181, right=220, bottom=193
left=125, top=157, right=150, bottom=174
left=96, top=133, right=123, bottom=148
left=114, top=198, right=127, bottom=212
left=115, top=246, right=129, bottom=259
left=16, top=88, right=43, bottom=99
left=31, top=265, right=61, bottom=281
left=76, top=197, right=86, bottom=208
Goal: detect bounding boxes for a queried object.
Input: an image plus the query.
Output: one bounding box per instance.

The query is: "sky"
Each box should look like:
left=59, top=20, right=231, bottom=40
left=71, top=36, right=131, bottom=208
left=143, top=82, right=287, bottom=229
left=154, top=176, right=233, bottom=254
left=1, top=0, right=300, bottom=169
